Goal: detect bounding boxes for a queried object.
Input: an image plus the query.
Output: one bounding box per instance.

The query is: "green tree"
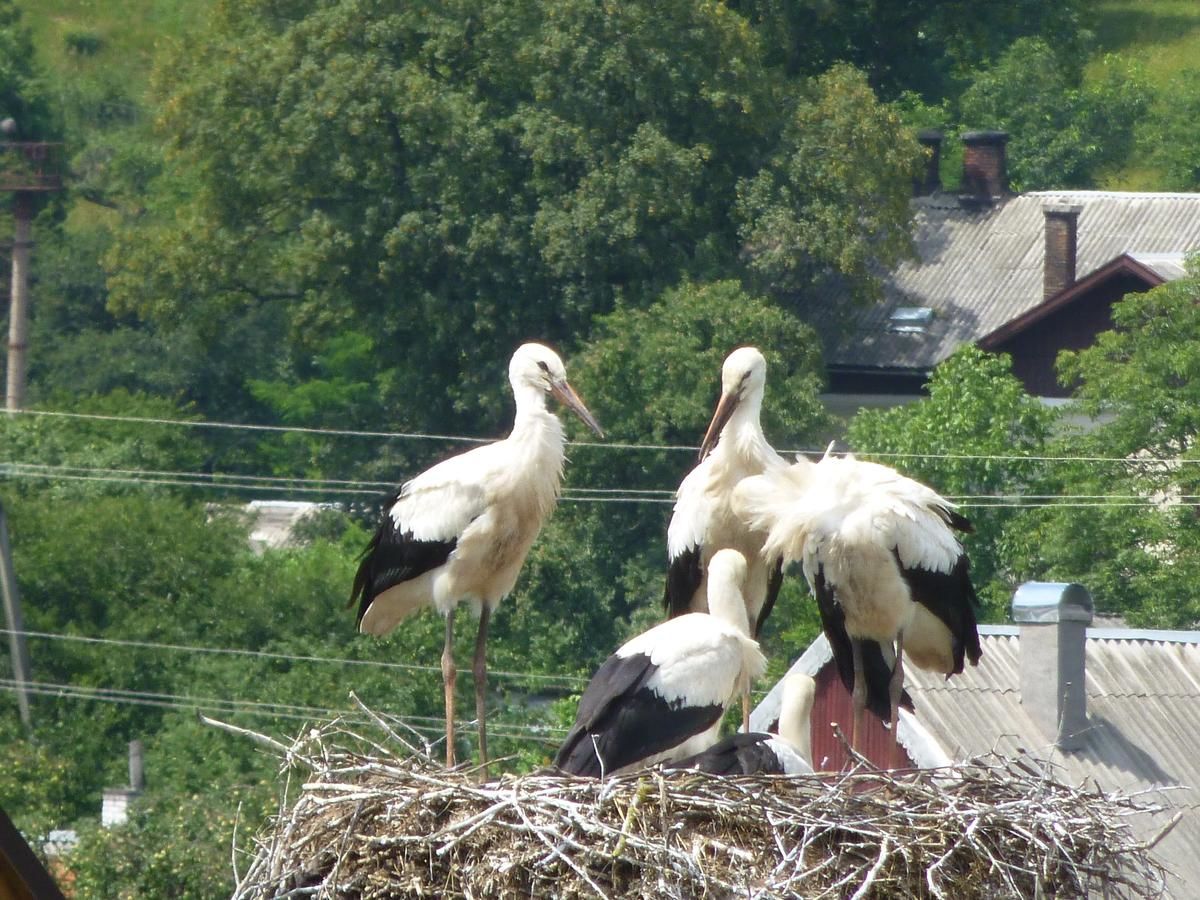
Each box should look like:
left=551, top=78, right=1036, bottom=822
left=847, top=346, right=1057, bottom=617
left=1142, top=69, right=1200, bottom=190
left=106, top=0, right=919, bottom=440
left=1004, top=268, right=1200, bottom=627
left=729, top=0, right=1084, bottom=99
left=958, top=38, right=1150, bottom=190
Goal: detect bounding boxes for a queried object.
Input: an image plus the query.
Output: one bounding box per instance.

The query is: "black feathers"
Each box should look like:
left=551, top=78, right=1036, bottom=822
left=896, top=550, right=983, bottom=673
left=669, top=732, right=788, bottom=776
left=813, top=565, right=914, bottom=723
left=349, top=512, right=457, bottom=627
left=553, top=652, right=724, bottom=777
left=663, top=545, right=703, bottom=620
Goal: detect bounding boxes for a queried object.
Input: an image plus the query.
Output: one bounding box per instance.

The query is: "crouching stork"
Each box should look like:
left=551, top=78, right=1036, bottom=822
left=553, top=550, right=767, bottom=777
left=669, top=673, right=816, bottom=776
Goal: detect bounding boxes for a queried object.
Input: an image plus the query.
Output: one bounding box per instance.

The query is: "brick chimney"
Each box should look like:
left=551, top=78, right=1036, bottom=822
left=1013, top=582, right=1093, bottom=751
left=914, top=129, right=943, bottom=196
left=1043, top=204, right=1081, bottom=300
left=960, top=130, right=1009, bottom=199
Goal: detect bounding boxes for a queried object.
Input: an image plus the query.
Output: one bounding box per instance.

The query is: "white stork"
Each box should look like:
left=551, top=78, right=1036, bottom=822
left=668, top=672, right=816, bottom=776
left=553, top=549, right=767, bottom=777
left=732, top=447, right=982, bottom=764
left=350, top=342, right=603, bottom=769
left=664, top=346, right=787, bottom=730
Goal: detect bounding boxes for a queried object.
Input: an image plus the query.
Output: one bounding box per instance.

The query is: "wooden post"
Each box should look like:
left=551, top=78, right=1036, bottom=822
left=0, top=502, right=32, bottom=730
left=6, top=191, right=33, bottom=411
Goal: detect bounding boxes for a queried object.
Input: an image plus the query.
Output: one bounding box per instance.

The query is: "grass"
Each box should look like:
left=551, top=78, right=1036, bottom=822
left=1084, top=1, right=1200, bottom=189
left=16, top=0, right=209, bottom=101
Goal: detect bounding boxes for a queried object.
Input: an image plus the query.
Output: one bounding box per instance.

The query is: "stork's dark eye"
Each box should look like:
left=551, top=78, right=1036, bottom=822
left=537, top=361, right=550, bottom=373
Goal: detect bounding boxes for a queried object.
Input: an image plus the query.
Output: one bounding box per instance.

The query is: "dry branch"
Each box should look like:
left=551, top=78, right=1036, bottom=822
left=223, top=712, right=1171, bottom=899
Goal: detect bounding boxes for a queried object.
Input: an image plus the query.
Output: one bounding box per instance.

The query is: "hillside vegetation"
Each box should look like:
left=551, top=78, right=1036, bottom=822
left=4, top=1, right=1200, bottom=896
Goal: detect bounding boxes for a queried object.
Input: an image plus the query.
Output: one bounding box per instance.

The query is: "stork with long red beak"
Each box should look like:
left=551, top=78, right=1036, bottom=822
left=664, top=346, right=787, bottom=731
left=351, top=342, right=604, bottom=771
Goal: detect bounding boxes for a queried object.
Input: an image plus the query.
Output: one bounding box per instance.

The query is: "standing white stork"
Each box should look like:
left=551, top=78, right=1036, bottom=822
left=664, top=346, right=787, bottom=730
left=350, top=342, right=603, bottom=770
left=553, top=549, right=767, bottom=777
left=668, top=672, right=816, bottom=776
left=732, top=448, right=982, bottom=765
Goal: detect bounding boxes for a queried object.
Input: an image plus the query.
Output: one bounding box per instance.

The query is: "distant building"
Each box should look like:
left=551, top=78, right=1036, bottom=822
left=799, top=131, right=1200, bottom=416
left=755, top=584, right=1200, bottom=894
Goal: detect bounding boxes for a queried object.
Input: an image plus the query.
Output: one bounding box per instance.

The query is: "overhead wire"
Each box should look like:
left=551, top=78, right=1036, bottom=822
left=2, top=628, right=590, bottom=688
left=9, top=406, right=1198, bottom=466
left=0, top=679, right=564, bottom=744
left=0, top=461, right=1192, bottom=509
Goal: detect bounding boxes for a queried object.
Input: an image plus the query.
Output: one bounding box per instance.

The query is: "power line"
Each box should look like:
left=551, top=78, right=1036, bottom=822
left=2, top=628, right=590, bottom=687
left=0, top=679, right=567, bottom=743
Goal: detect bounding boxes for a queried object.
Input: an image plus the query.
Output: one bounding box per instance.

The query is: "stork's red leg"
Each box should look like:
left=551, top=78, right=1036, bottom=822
left=741, top=686, right=752, bottom=734
left=473, top=605, right=492, bottom=778
left=850, top=638, right=866, bottom=755
left=442, top=609, right=457, bottom=768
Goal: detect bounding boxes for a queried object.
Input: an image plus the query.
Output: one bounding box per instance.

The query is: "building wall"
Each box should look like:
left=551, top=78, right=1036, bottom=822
left=990, top=273, right=1148, bottom=397
left=809, top=666, right=914, bottom=771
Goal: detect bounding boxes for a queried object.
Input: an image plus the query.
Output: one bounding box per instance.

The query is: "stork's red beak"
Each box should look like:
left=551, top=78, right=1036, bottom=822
left=698, top=389, right=739, bottom=461
left=551, top=379, right=605, bottom=438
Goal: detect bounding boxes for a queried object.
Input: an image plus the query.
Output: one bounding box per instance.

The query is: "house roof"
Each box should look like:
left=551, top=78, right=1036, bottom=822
left=758, top=625, right=1200, bottom=894
left=805, top=191, right=1200, bottom=375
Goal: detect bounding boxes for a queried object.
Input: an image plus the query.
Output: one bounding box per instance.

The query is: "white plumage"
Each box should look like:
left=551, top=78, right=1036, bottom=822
left=554, top=549, right=767, bottom=777
left=351, top=342, right=603, bottom=769
left=664, top=347, right=786, bottom=729
left=733, top=448, right=981, bottom=760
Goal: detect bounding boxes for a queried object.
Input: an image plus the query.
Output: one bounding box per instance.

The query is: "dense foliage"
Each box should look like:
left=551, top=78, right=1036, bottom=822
left=4, top=0, right=1200, bottom=895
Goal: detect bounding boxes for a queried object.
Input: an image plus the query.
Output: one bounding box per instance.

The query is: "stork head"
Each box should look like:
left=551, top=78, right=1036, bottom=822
left=509, top=343, right=605, bottom=437
left=698, top=346, right=767, bottom=461
left=705, top=548, right=751, bottom=635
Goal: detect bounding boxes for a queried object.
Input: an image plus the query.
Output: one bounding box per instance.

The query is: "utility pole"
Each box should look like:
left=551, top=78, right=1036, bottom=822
left=0, top=501, right=32, bottom=731
left=2, top=117, right=64, bottom=411
left=7, top=191, right=32, bottom=410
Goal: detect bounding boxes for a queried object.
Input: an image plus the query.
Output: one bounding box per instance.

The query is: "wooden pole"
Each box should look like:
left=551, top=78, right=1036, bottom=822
left=7, top=191, right=33, bottom=411
left=0, top=502, right=32, bottom=730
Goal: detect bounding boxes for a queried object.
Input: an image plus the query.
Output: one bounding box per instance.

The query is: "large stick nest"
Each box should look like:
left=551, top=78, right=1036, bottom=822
left=223, top=702, right=1174, bottom=899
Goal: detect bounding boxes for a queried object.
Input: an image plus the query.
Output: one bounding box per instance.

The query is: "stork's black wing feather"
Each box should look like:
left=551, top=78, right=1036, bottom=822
left=349, top=510, right=456, bottom=627
left=553, top=651, right=724, bottom=778
left=896, top=551, right=983, bottom=673
left=663, top=544, right=703, bottom=620
left=669, top=732, right=786, bottom=776
left=813, top=566, right=913, bottom=722
left=752, top=558, right=784, bottom=638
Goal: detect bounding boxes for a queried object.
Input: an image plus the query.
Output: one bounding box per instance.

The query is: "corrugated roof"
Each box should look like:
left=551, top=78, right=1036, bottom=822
left=806, top=191, right=1200, bottom=372
left=904, top=630, right=1200, bottom=895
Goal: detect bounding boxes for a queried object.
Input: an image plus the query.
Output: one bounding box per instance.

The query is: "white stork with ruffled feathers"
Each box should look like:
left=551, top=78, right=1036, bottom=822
left=733, top=447, right=981, bottom=765
left=554, top=549, right=766, bottom=778
left=664, top=347, right=787, bottom=730
left=350, top=342, right=603, bottom=770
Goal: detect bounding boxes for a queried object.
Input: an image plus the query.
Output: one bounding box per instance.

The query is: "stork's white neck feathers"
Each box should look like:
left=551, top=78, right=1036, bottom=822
left=777, top=675, right=815, bottom=766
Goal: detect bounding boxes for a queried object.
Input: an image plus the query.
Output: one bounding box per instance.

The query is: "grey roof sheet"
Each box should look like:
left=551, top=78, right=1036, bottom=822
left=809, top=191, right=1200, bottom=372
left=904, top=629, right=1200, bottom=895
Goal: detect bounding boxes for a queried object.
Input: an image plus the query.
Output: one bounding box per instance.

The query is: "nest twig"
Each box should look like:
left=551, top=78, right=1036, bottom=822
left=223, top=703, right=1173, bottom=899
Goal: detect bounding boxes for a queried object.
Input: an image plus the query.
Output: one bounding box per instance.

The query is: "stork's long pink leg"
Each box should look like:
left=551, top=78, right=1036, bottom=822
left=441, top=609, right=457, bottom=768
left=850, top=638, right=866, bottom=754
left=473, top=605, right=492, bottom=778
left=741, top=687, right=752, bottom=734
